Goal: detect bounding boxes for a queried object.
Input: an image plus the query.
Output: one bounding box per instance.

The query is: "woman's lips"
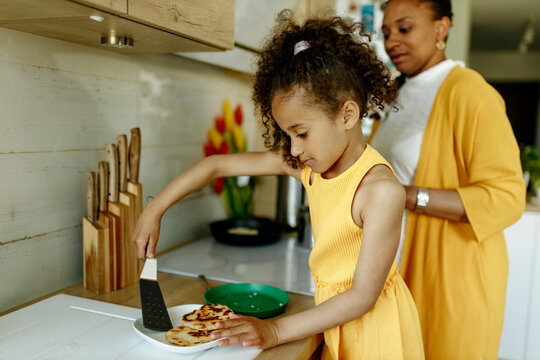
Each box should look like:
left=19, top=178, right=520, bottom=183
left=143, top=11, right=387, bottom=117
left=302, top=159, right=314, bottom=166
left=390, top=53, right=407, bottom=64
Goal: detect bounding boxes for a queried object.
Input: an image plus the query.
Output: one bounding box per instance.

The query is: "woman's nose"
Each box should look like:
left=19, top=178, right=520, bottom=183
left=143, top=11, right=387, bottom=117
left=384, top=32, right=399, bottom=53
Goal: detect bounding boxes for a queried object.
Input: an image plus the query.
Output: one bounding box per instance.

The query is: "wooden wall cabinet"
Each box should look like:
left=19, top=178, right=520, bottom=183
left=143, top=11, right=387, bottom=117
left=0, top=0, right=234, bottom=54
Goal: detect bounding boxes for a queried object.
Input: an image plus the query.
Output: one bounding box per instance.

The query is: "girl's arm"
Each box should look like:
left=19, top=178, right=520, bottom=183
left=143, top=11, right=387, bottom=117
left=132, top=151, right=299, bottom=258
left=213, top=165, right=405, bottom=348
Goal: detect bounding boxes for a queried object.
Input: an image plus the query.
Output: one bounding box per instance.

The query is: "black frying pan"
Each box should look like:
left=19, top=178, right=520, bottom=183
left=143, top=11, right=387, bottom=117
left=209, top=217, right=282, bottom=246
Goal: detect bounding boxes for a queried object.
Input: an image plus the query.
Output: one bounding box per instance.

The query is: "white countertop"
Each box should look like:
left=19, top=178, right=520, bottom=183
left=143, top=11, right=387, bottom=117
left=0, top=294, right=260, bottom=360
left=157, top=235, right=315, bottom=296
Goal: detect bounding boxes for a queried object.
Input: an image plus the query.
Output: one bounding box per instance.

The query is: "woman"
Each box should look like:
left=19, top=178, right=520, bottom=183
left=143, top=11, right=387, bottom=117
left=370, top=0, right=525, bottom=358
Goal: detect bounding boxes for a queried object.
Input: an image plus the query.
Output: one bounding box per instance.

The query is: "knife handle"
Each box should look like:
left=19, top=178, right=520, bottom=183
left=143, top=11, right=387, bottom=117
left=117, top=134, right=128, bottom=192
left=98, top=161, right=109, bottom=212
left=86, top=172, right=97, bottom=222
left=129, top=127, right=141, bottom=184
left=106, top=143, right=119, bottom=203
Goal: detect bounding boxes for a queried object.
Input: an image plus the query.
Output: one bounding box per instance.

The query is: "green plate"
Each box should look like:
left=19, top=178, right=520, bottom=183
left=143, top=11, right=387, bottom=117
left=204, top=283, right=290, bottom=319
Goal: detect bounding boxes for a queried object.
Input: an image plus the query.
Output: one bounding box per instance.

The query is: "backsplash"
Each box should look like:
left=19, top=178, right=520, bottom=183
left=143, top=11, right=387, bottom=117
left=0, top=28, right=276, bottom=313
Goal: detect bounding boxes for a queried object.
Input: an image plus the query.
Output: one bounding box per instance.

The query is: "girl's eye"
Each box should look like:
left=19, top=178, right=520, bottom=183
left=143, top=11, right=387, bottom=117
left=297, top=132, right=307, bottom=139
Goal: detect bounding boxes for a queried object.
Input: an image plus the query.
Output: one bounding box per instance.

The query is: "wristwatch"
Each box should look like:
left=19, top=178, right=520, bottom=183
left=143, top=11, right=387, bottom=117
left=415, top=187, right=429, bottom=213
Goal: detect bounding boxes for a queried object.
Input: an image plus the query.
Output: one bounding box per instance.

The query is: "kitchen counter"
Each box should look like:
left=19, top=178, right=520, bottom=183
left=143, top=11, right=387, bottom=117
left=0, top=271, right=323, bottom=360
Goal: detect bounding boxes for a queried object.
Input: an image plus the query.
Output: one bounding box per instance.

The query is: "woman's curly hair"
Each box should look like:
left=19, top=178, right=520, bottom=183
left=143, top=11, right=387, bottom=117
left=253, top=10, right=397, bottom=168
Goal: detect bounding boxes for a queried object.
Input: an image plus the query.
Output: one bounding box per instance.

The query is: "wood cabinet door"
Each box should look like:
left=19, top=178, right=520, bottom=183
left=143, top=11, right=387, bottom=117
left=127, top=0, right=235, bottom=50
left=72, top=0, right=128, bottom=14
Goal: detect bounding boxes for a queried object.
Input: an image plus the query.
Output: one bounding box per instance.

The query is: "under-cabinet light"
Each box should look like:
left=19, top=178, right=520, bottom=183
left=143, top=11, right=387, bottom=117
left=101, top=35, right=134, bottom=49
left=90, top=15, right=105, bottom=22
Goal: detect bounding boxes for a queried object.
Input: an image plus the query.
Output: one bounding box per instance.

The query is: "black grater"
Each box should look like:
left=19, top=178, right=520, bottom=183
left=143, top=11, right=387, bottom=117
left=139, top=258, right=173, bottom=331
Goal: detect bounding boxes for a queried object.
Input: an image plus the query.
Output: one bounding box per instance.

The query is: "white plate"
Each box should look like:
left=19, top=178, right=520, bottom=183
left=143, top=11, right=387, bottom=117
left=132, top=304, right=221, bottom=354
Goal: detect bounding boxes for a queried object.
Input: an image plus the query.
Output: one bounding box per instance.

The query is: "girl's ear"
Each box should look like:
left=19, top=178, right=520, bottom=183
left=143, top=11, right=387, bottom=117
left=341, top=100, right=360, bottom=129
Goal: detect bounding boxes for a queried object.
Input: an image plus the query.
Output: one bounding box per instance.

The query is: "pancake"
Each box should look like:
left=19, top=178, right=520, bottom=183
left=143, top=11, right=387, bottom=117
left=181, top=304, right=233, bottom=330
left=165, top=326, right=217, bottom=346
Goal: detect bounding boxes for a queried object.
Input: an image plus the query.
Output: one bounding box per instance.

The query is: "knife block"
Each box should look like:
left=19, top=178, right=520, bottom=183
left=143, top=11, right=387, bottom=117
left=82, top=216, right=111, bottom=294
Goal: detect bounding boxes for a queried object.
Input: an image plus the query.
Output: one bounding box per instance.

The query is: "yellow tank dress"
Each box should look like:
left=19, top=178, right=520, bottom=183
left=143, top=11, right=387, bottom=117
left=301, top=145, right=424, bottom=359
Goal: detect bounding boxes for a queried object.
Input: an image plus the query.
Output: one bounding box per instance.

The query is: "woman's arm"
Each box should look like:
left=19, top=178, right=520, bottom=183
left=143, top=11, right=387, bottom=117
left=132, top=151, right=299, bottom=258
left=213, top=165, right=405, bottom=348
left=404, top=186, right=467, bottom=222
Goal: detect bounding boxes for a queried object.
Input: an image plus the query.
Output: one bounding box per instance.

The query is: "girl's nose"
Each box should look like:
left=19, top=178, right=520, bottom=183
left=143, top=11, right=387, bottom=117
left=290, top=139, right=303, bottom=158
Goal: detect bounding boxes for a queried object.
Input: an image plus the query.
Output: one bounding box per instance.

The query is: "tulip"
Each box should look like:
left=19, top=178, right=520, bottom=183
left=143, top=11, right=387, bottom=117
left=223, top=98, right=235, bottom=131
left=213, top=178, right=224, bottom=194
left=215, top=116, right=226, bottom=134
left=208, top=127, right=223, bottom=151
left=232, top=124, right=246, bottom=152
left=218, top=140, right=229, bottom=154
left=234, top=104, right=243, bottom=125
left=203, top=141, right=215, bottom=157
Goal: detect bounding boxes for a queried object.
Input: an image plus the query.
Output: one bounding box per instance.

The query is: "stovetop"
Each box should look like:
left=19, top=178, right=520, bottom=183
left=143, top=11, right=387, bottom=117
left=157, top=235, right=315, bottom=296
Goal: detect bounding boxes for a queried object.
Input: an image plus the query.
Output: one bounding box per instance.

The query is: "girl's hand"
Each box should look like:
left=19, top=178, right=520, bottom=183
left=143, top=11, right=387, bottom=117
left=131, top=204, right=162, bottom=259
left=211, top=314, right=280, bottom=349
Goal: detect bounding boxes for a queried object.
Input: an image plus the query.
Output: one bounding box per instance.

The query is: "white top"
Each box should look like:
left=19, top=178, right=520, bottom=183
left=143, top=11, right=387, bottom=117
left=371, top=59, right=464, bottom=185
left=370, top=59, right=464, bottom=267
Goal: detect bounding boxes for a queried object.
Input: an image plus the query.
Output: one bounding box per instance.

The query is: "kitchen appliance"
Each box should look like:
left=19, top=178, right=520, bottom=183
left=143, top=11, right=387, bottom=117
left=297, top=205, right=314, bottom=250
left=139, top=257, right=173, bottom=331
left=276, top=175, right=304, bottom=230
left=209, top=217, right=282, bottom=246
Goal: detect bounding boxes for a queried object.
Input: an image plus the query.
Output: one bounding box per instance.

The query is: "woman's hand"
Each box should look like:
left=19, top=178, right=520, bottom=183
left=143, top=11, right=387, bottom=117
left=131, top=203, right=163, bottom=259
left=211, top=314, right=280, bottom=349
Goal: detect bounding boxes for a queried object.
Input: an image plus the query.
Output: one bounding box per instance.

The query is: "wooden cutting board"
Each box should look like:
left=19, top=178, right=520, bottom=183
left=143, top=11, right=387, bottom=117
left=97, top=161, right=119, bottom=292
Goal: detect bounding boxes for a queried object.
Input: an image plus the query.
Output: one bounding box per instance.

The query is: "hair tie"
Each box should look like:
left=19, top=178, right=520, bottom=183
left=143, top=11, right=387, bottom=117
left=293, top=40, right=311, bottom=55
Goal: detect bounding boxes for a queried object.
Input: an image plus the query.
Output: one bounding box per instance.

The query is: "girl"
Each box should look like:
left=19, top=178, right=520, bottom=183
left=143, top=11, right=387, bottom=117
left=132, top=11, right=424, bottom=359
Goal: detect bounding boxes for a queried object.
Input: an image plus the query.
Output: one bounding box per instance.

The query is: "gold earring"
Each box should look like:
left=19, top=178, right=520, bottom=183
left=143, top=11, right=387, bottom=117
left=436, top=40, right=446, bottom=50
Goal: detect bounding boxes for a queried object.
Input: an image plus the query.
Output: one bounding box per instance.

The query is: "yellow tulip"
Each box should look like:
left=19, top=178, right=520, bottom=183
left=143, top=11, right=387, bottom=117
left=208, top=127, right=223, bottom=151
left=232, top=124, right=246, bottom=152
left=223, top=98, right=235, bottom=132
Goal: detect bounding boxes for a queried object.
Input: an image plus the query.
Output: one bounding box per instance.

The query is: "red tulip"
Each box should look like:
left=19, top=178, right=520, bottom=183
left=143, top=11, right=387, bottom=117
left=203, top=141, right=215, bottom=157
left=218, top=140, right=229, bottom=154
left=213, top=178, right=224, bottom=194
left=215, top=116, right=226, bottom=134
left=234, top=105, right=243, bottom=125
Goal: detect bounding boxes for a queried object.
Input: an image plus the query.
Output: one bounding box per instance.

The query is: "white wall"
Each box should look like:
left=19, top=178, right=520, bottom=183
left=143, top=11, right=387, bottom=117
left=0, top=28, right=275, bottom=313
left=446, top=0, right=471, bottom=64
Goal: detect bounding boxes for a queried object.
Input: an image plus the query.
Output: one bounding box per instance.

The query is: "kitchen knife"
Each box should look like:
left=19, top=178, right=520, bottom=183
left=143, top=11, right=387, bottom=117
left=117, top=134, right=140, bottom=282
left=127, top=127, right=143, bottom=219
left=106, top=143, right=136, bottom=287
left=82, top=171, right=108, bottom=294
left=127, top=127, right=143, bottom=274
left=139, top=257, right=173, bottom=331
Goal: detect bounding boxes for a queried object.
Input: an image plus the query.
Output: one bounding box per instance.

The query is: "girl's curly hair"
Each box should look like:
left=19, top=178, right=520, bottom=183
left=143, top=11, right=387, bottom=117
left=253, top=10, right=397, bottom=168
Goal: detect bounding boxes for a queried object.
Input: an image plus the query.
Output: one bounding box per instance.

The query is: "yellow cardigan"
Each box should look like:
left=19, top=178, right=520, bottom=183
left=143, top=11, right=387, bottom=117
left=377, top=66, right=525, bottom=359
